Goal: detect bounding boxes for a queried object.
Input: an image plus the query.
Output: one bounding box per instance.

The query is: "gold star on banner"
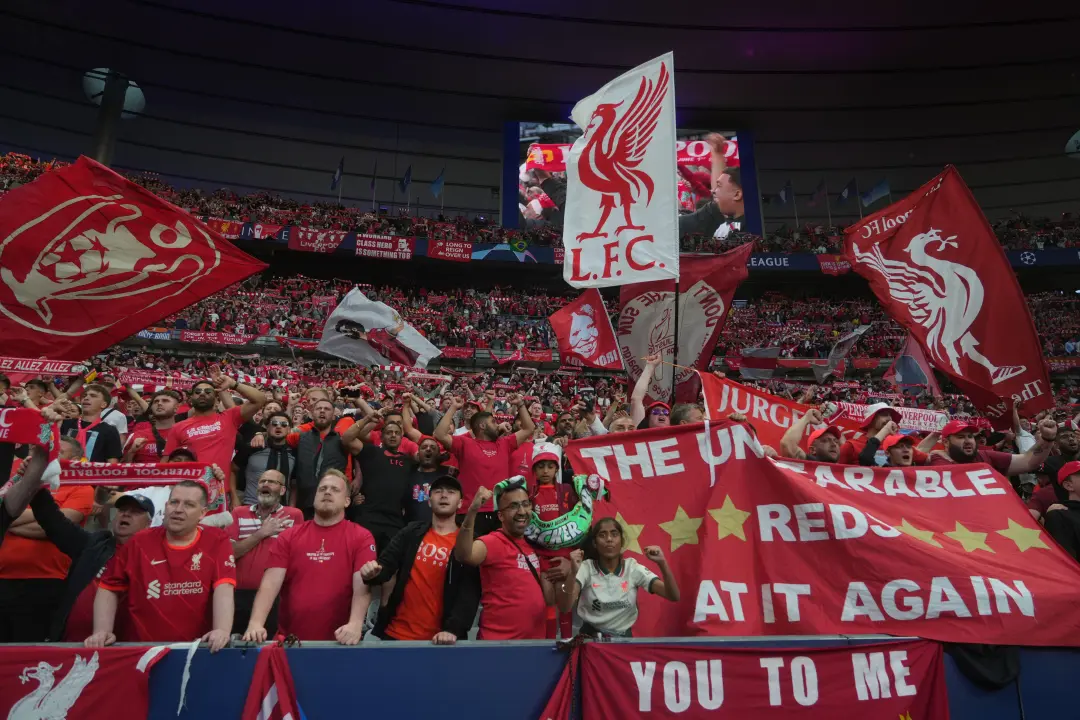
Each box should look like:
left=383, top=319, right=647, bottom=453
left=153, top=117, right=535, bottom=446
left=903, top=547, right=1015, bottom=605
left=708, top=496, right=751, bottom=541
left=896, top=518, right=942, bottom=548
left=996, top=518, right=1050, bottom=552
left=615, top=512, right=645, bottom=555
left=944, top=522, right=995, bottom=553
left=659, top=506, right=704, bottom=553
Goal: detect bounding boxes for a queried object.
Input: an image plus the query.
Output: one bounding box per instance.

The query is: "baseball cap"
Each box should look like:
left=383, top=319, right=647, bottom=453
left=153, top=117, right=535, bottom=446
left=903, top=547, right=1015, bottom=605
left=882, top=434, right=915, bottom=452
left=115, top=493, right=154, bottom=516
left=466, top=400, right=485, bottom=410
left=808, top=426, right=841, bottom=446
left=941, top=419, right=980, bottom=438
left=1057, top=460, right=1080, bottom=485
left=430, top=474, right=462, bottom=494
left=531, top=441, right=561, bottom=467
left=860, top=402, right=902, bottom=429
left=647, top=401, right=671, bottom=413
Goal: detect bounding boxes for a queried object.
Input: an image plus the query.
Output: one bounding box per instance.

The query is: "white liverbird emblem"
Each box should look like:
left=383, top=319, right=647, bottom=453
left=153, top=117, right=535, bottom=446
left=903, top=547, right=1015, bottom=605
left=853, top=227, right=1025, bottom=384
left=8, top=652, right=99, bottom=720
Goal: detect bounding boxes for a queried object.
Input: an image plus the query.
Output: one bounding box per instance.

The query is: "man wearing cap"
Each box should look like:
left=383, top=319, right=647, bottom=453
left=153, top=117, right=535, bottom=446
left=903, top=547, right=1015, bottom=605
left=629, top=354, right=671, bottom=429
left=860, top=434, right=918, bottom=467
left=780, top=408, right=842, bottom=462
left=28, top=488, right=154, bottom=642
left=838, top=402, right=922, bottom=466
left=929, top=417, right=1057, bottom=475
left=360, top=475, right=480, bottom=644
left=1026, top=419, right=1080, bottom=520
left=1041, top=461, right=1080, bottom=560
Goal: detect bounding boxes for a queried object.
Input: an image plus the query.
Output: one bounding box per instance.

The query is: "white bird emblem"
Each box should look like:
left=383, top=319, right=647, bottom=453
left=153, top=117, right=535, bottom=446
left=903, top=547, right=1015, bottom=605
left=7, top=652, right=99, bottom=720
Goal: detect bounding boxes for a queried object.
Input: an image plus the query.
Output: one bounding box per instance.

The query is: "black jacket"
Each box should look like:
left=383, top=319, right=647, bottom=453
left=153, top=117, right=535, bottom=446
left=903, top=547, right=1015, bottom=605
left=366, top=520, right=480, bottom=640
left=1044, top=500, right=1080, bottom=560
left=30, top=490, right=118, bottom=641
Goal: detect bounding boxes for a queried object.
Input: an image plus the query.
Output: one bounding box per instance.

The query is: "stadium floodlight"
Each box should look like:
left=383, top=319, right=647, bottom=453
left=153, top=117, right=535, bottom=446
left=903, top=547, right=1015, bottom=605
left=83, top=68, right=145, bottom=119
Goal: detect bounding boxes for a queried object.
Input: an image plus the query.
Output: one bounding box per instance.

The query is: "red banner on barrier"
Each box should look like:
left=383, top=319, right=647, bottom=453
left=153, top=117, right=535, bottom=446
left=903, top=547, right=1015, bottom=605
left=287, top=228, right=348, bottom=253
left=564, top=421, right=1080, bottom=645
left=179, top=331, right=255, bottom=345
left=428, top=238, right=473, bottom=262
left=526, top=137, right=740, bottom=171
left=495, top=348, right=553, bottom=365
left=205, top=218, right=244, bottom=239
left=440, top=346, right=475, bottom=359
left=579, top=640, right=949, bottom=719
left=248, top=223, right=283, bottom=240
left=275, top=336, right=320, bottom=351
left=816, top=254, right=851, bottom=276
left=354, top=233, right=414, bottom=261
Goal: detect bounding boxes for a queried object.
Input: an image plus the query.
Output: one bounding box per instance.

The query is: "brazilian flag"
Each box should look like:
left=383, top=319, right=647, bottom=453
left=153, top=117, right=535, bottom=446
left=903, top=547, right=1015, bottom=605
left=509, top=236, right=529, bottom=253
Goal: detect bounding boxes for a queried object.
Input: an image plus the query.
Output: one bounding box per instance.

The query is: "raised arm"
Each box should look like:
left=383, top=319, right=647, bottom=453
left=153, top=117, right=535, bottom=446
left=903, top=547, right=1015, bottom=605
left=2, top=445, right=49, bottom=524
left=434, top=396, right=464, bottom=451
left=1009, top=417, right=1057, bottom=475
left=511, top=394, right=535, bottom=447
left=453, top=487, right=492, bottom=566
left=630, top=354, right=662, bottom=426
left=780, top=408, right=822, bottom=460
left=399, top=396, right=424, bottom=443
left=643, top=546, right=680, bottom=602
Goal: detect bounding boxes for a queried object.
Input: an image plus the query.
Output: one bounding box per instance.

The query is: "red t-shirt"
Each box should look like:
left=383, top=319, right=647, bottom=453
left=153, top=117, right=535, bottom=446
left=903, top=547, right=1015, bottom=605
left=839, top=437, right=928, bottom=466
left=64, top=555, right=129, bottom=642
left=125, top=423, right=165, bottom=464
left=384, top=528, right=456, bottom=641
left=0, top=485, right=95, bottom=580
left=163, top=406, right=244, bottom=486
left=450, top=433, right=520, bottom=512
left=227, top=504, right=305, bottom=590
left=368, top=431, right=419, bottom=457
left=267, top=518, right=377, bottom=640
left=1027, top=484, right=1059, bottom=517
left=510, top=440, right=534, bottom=478
left=927, top=448, right=1012, bottom=474
left=478, top=530, right=546, bottom=640
left=99, top=526, right=236, bottom=642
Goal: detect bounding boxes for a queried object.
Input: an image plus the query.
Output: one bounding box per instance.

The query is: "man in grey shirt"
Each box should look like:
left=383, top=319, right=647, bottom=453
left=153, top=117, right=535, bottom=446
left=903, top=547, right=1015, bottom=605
left=242, top=411, right=294, bottom=505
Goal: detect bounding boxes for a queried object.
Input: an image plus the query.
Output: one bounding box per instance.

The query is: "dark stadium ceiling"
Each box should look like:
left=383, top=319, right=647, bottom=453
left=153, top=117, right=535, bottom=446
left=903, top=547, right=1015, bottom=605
left=3, top=0, right=1079, bottom=140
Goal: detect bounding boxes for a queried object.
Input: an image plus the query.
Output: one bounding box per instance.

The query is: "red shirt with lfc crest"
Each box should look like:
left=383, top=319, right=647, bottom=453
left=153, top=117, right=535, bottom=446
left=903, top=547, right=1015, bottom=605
left=267, top=518, right=377, bottom=640
left=99, top=526, right=236, bottom=642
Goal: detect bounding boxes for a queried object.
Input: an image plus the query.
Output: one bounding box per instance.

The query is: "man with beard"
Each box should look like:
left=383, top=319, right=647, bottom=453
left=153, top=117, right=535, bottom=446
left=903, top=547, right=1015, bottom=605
left=454, top=480, right=559, bottom=640
left=291, top=399, right=351, bottom=519
left=1027, top=420, right=1080, bottom=520
left=434, top=395, right=535, bottom=536
left=30, top=487, right=153, bottom=642
left=89, top=481, right=235, bottom=651
left=344, top=417, right=414, bottom=553
left=405, top=437, right=455, bottom=524
left=1042, top=461, right=1080, bottom=559
left=780, top=408, right=842, bottom=462
left=242, top=470, right=375, bottom=644
left=164, top=375, right=266, bottom=509
left=123, top=390, right=182, bottom=464
left=60, top=383, right=123, bottom=463
left=228, top=469, right=303, bottom=635
left=361, top=475, right=480, bottom=644
left=240, top=412, right=295, bottom=506
left=930, top=418, right=1057, bottom=474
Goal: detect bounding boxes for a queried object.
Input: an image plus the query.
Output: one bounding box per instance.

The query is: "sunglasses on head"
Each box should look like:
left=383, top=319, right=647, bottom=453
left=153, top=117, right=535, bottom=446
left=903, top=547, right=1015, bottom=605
left=651, top=408, right=669, bottom=416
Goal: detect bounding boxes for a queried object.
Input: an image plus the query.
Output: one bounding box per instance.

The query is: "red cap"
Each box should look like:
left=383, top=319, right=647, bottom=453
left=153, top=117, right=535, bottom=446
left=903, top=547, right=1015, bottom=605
left=1058, top=460, right=1080, bottom=485
left=860, top=402, right=902, bottom=429
left=531, top=441, right=561, bottom=468
left=466, top=400, right=484, bottom=410
left=882, top=434, right=915, bottom=452
left=647, top=401, right=671, bottom=412
left=808, top=426, right=841, bottom=446
left=941, top=419, right=980, bottom=438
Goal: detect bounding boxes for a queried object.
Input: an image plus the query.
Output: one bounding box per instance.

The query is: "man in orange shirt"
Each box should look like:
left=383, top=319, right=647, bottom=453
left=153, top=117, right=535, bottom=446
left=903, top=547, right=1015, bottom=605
left=0, top=470, right=94, bottom=642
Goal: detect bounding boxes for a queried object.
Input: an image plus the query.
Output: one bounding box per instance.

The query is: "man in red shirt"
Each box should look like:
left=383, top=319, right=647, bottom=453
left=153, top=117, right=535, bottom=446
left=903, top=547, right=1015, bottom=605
left=88, top=481, right=236, bottom=652
left=242, top=470, right=376, bottom=644
left=929, top=418, right=1057, bottom=476
left=838, top=402, right=904, bottom=465
left=164, top=376, right=266, bottom=509
left=124, top=390, right=182, bottom=464
left=434, top=394, right=535, bottom=535
left=228, top=469, right=303, bottom=635
left=454, top=480, right=563, bottom=640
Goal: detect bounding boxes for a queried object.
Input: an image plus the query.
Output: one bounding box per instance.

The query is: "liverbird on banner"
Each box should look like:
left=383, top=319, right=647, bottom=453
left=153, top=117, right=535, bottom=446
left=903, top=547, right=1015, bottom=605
left=563, top=52, right=679, bottom=288
left=845, top=166, right=1052, bottom=425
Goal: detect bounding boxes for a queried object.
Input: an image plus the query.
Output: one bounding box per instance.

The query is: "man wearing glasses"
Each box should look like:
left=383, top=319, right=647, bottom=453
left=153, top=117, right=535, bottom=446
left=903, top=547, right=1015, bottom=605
left=227, top=469, right=302, bottom=636
left=241, top=412, right=295, bottom=506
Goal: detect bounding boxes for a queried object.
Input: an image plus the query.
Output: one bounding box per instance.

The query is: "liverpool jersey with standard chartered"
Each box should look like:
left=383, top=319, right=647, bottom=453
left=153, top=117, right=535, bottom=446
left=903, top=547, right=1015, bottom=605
left=99, top=526, right=236, bottom=642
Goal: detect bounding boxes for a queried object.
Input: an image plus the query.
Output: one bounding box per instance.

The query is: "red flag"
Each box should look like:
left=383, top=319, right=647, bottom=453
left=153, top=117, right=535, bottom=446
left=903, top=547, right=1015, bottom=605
left=0, top=157, right=267, bottom=361
left=565, top=421, right=1080, bottom=645
left=844, top=167, right=1052, bottom=424
left=287, top=228, right=347, bottom=253
left=580, top=640, right=949, bottom=719
left=0, top=646, right=168, bottom=719
left=241, top=645, right=304, bottom=720
left=536, top=647, right=580, bottom=720
left=885, top=332, right=943, bottom=396
left=617, top=244, right=753, bottom=403
left=549, top=288, right=622, bottom=370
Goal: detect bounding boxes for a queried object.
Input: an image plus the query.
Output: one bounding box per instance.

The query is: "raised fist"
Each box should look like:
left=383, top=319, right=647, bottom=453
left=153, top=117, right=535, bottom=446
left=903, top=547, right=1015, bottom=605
left=471, top=486, right=493, bottom=511
left=643, top=546, right=666, bottom=563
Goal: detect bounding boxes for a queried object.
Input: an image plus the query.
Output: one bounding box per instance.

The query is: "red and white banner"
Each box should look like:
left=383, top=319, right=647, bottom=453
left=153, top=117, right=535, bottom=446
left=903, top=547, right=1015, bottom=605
left=204, top=218, right=244, bottom=239
left=0, top=646, right=168, bottom=720
left=618, top=246, right=753, bottom=403
left=527, top=136, right=739, bottom=172
left=287, top=228, right=348, bottom=253
left=179, top=331, right=255, bottom=345
left=354, top=233, right=414, bottom=261
left=58, top=461, right=213, bottom=487
left=699, top=374, right=866, bottom=451
left=495, top=349, right=553, bottom=365
left=578, top=640, right=948, bottom=719
left=241, top=646, right=304, bottom=720
left=427, top=238, right=472, bottom=262
left=845, top=167, right=1053, bottom=424
left=116, top=369, right=195, bottom=391
left=0, top=356, right=85, bottom=375
left=816, top=254, right=851, bottom=276
left=834, top=401, right=948, bottom=433
left=275, top=336, right=320, bottom=351
left=563, top=53, right=679, bottom=288
left=0, top=157, right=267, bottom=362
left=405, top=371, right=451, bottom=383
left=248, top=223, right=283, bottom=240
left=550, top=288, right=622, bottom=370
left=439, top=346, right=475, bottom=359
left=565, top=421, right=1080, bottom=645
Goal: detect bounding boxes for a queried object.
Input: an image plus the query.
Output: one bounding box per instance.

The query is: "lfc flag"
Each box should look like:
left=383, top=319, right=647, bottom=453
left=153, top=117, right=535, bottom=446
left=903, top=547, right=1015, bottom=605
left=0, top=157, right=268, bottom=361
left=563, top=53, right=679, bottom=288
left=617, top=244, right=753, bottom=403
left=241, top=645, right=305, bottom=720
left=549, top=288, right=622, bottom=370
left=0, top=646, right=168, bottom=719
left=844, top=166, right=1052, bottom=423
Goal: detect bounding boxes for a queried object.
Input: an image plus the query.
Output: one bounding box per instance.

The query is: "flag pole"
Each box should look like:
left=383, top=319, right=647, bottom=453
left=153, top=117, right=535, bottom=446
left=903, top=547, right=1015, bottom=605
left=792, top=187, right=800, bottom=228
left=854, top=178, right=863, bottom=219
left=391, top=125, right=399, bottom=212
left=670, top=282, right=680, bottom=403
left=824, top=180, right=833, bottom=228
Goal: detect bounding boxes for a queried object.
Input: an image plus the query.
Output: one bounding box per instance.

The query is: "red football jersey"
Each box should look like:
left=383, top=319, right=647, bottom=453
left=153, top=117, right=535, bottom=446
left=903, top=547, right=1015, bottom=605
left=267, top=519, right=377, bottom=640
left=99, top=526, right=236, bottom=642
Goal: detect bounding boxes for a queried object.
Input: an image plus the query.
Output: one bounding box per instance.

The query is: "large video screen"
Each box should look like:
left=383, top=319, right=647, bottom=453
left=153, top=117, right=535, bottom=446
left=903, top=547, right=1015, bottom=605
left=506, top=121, right=762, bottom=236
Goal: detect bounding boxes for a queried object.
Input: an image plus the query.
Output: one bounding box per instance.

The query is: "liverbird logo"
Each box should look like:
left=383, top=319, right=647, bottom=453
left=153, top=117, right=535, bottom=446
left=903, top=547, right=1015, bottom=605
left=189, top=552, right=203, bottom=571
left=574, top=62, right=670, bottom=241
left=7, top=652, right=99, bottom=720
left=852, top=228, right=1025, bottom=384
